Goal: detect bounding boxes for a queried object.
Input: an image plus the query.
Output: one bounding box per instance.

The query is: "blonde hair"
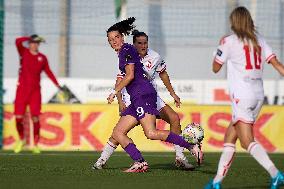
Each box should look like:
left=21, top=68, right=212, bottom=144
left=230, top=6, right=259, bottom=52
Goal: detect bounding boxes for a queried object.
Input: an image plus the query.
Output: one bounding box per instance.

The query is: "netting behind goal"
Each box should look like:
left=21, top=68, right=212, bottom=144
left=4, top=0, right=284, bottom=80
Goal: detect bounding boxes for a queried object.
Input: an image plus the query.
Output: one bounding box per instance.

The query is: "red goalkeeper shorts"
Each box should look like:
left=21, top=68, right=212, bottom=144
left=14, top=86, right=42, bottom=116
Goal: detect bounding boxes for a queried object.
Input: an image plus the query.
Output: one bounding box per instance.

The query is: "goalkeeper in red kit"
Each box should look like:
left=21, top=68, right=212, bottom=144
left=14, top=34, right=62, bottom=153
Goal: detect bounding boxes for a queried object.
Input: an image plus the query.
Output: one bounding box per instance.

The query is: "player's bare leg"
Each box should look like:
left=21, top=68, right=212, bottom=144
left=32, top=116, right=41, bottom=154
left=93, top=126, right=134, bottom=170
left=159, top=105, right=194, bottom=170
left=95, top=104, right=193, bottom=170
left=14, top=115, right=25, bottom=153
left=159, top=105, right=181, bottom=134
left=140, top=113, right=202, bottom=164
left=94, top=109, right=196, bottom=170
left=209, top=123, right=238, bottom=186
left=93, top=137, right=118, bottom=169
left=235, top=121, right=282, bottom=186
left=206, top=121, right=282, bottom=189
left=111, top=115, right=148, bottom=172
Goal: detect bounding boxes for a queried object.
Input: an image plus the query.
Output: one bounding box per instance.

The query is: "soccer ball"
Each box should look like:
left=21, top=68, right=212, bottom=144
left=182, top=123, right=204, bottom=144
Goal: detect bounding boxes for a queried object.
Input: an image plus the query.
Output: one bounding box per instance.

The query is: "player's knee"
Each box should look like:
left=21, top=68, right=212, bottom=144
left=144, top=130, right=157, bottom=140
left=32, top=116, right=39, bottom=122
left=109, top=137, right=119, bottom=146
left=111, top=128, right=123, bottom=141
left=111, top=131, right=119, bottom=141
left=240, top=140, right=250, bottom=150
left=169, top=112, right=180, bottom=125
left=15, top=115, right=24, bottom=119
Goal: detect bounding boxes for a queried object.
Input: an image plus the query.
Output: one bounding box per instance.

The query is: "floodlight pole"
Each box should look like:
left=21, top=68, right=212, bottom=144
left=0, top=0, right=4, bottom=148
left=120, top=0, right=127, bottom=21
left=59, top=0, right=71, bottom=77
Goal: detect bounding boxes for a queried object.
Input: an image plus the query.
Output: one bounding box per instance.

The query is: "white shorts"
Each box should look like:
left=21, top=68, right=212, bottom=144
left=156, top=95, right=166, bottom=112
left=231, top=98, right=263, bottom=125
left=122, top=91, right=166, bottom=112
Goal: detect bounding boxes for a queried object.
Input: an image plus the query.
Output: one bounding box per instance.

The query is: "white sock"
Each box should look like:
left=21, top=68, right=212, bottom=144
left=174, top=144, right=185, bottom=160
left=174, top=134, right=186, bottom=159
left=248, top=142, right=278, bottom=178
left=98, top=140, right=117, bottom=162
left=213, top=143, right=235, bottom=184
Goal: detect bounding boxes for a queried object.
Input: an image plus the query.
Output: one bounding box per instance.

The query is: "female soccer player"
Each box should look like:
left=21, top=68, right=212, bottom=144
left=205, top=7, right=284, bottom=189
left=93, top=30, right=193, bottom=170
left=104, top=17, right=202, bottom=172
left=14, top=34, right=61, bottom=154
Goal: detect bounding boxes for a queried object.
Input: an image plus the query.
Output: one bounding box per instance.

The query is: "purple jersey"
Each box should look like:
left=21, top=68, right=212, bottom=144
left=118, top=43, right=156, bottom=99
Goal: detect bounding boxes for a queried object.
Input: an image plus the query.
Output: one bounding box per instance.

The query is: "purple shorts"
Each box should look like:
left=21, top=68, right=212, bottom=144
left=121, top=93, right=159, bottom=120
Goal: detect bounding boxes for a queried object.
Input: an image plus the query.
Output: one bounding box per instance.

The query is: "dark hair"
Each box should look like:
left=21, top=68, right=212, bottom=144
left=107, top=17, right=136, bottom=36
left=132, top=29, right=148, bottom=43
left=30, top=34, right=39, bottom=39
left=29, top=34, right=43, bottom=43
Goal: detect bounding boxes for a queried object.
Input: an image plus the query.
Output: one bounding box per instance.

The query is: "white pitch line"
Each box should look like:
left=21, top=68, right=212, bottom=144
left=0, top=152, right=256, bottom=158
left=0, top=153, right=172, bottom=157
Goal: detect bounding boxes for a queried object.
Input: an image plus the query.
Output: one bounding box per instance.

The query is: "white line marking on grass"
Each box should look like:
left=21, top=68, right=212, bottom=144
left=0, top=152, right=256, bottom=158
left=0, top=153, right=173, bottom=157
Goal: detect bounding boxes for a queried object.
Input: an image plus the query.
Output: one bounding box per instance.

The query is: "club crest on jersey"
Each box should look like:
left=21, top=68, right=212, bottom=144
left=146, top=60, right=152, bottom=69
left=125, top=54, right=132, bottom=61
left=217, top=49, right=223, bottom=56
left=38, top=56, right=43, bottom=62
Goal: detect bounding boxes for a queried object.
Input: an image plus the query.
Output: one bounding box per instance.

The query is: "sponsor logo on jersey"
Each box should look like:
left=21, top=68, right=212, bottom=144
left=125, top=54, right=132, bottom=62
left=146, top=61, right=152, bottom=69
left=217, top=49, right=223, bottom=56
left=38, top=56, right=43, bottom=62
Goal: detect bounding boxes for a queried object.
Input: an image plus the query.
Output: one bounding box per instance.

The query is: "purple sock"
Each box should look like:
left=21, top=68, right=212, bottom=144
left=124, top=143, right=145, bottom=162
left=165, top=132, right=193, bottom=149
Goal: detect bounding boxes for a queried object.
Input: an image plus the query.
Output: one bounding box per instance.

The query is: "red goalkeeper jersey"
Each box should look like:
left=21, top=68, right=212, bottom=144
left=15, top=36, right=59, bottom=89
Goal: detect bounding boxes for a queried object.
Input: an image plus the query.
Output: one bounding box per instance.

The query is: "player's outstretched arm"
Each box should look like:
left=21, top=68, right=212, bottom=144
left=269, top=57, right=284, bottom=76
left=159, top=71, right=181, bottom=108
left=15, top=36, right=30, bottom=55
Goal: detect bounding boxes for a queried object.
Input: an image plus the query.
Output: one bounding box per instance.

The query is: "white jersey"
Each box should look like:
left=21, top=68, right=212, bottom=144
left=117, top=49, right=167, bottom=109
left=214, top=34, right=276, bottom=100
left=140, top=49, right=166, bottom=90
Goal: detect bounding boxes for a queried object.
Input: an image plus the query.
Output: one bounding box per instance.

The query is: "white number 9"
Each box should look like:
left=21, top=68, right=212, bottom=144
left=136, top=107, right=144, bottom=117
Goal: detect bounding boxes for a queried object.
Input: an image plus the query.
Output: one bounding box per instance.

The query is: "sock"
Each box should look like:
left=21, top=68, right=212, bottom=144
left=33, top=121, right=40, bottom=145
left=124, top=143, right=144, bottom=162
left=174, top=134, right=185, bottom=159
left=248, top=142, right=278, bottom=178
left=174, top=144, right=185, bottom=160
left=213, top=143, right=235, bottom=184
left=16, top=117, right=24, bottom=140
left=99, top=140, right=117, bottom=161
left=165, top=132, right=193, bottom=149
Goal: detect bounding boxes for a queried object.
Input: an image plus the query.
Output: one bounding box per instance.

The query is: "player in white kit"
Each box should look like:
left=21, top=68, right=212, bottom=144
left=205, top=7, right=284, bottom=189
left=93, top=30, right=196, bottom=171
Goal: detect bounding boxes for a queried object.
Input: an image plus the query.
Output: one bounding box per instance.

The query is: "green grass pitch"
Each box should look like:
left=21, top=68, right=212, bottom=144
left=0, top=151, right=283, bottom=189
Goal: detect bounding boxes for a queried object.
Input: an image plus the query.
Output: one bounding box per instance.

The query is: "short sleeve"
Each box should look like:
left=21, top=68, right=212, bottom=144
left=119, top=46, right=137, bottom=69
left=155, top=56, right=166, bottom=73
left=260, top=38, right=276, bottom=63
left=214, top=37, right=230, bottom=65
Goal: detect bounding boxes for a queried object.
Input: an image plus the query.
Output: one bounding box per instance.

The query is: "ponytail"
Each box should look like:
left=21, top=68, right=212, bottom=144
left=107, top=17, right=136, bottom=36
